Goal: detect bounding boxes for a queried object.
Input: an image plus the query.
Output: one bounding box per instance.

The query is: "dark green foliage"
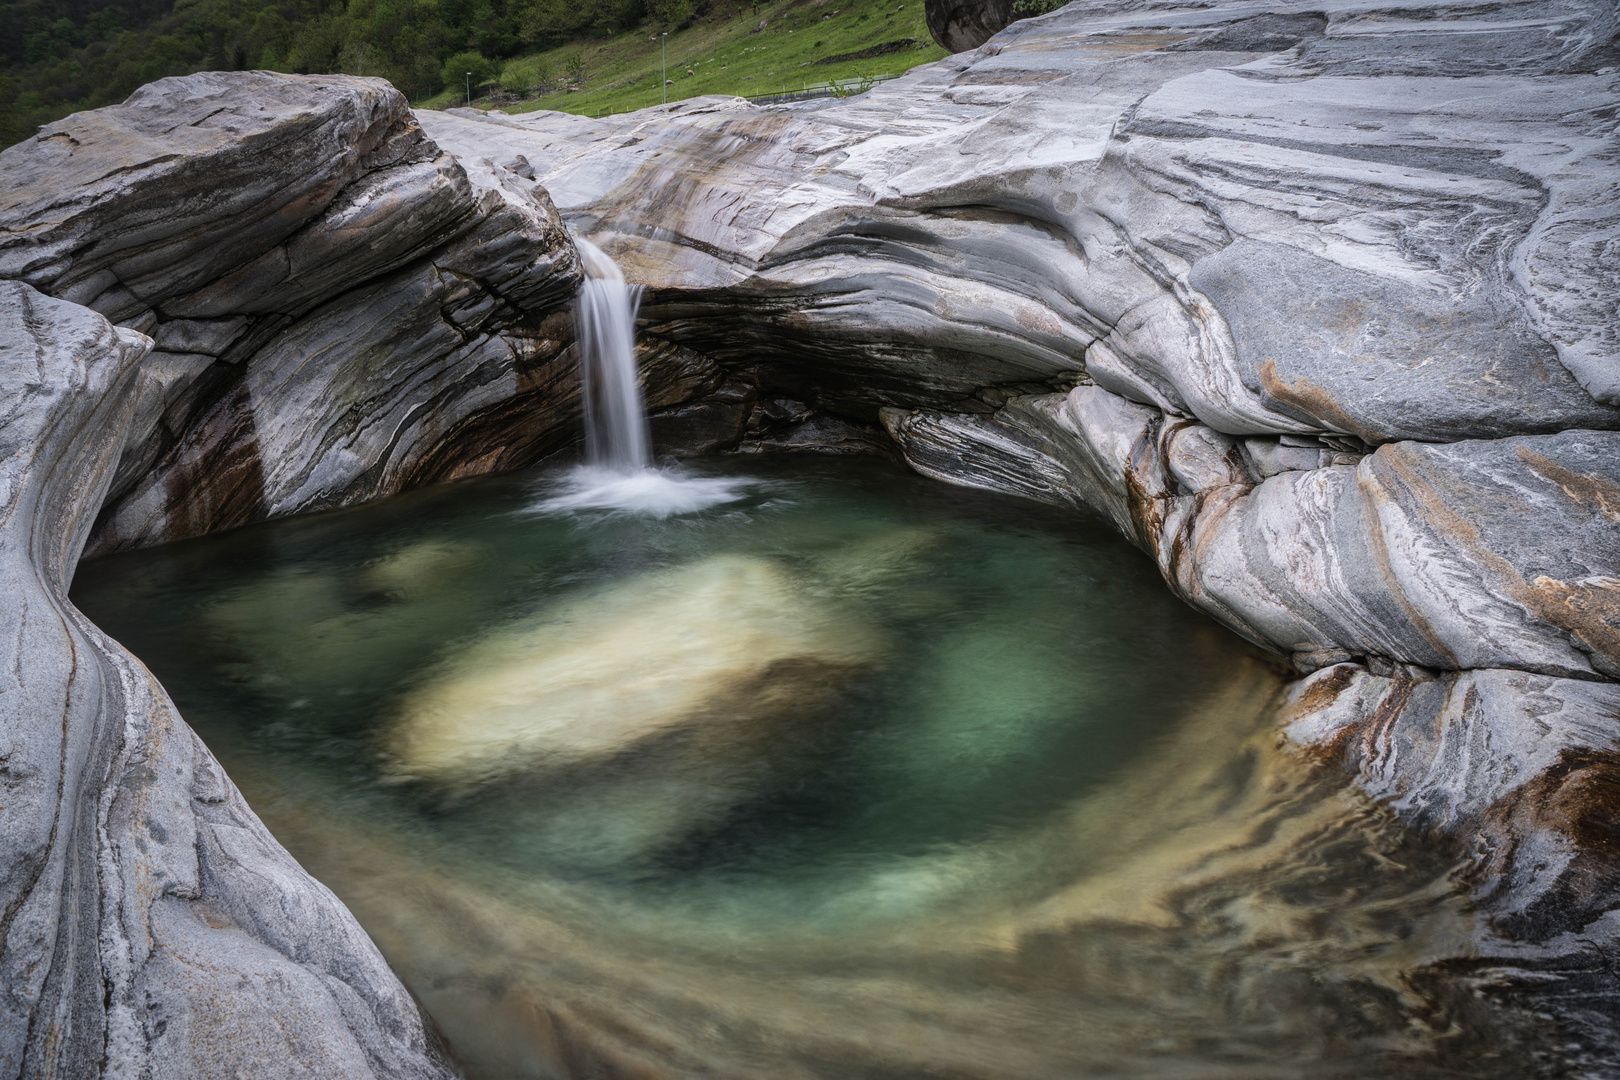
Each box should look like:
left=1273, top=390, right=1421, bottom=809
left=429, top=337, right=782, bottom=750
left=518, top=0, right=641, bottom=48
left=441, top=48, right=496, bottom=92
left=646, top=0, right=693, bottom=30
left=0, top=0, right=652, bottom=145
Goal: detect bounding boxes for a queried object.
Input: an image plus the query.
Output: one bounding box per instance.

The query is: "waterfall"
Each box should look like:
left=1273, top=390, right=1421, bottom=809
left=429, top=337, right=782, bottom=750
left=534, top=235, right=753, bottom=518
left=575, top=238, right=651, bottom=474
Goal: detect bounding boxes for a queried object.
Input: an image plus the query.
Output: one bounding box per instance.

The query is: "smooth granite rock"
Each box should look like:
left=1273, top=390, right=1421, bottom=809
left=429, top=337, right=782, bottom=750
left=419, top=0, right=1620, bottom=439
left=0, top=282, right=457, bottom=1078
left=0, top=70, right=631, bottom=1078
left=0, top=71, right=594, bottom=554
left=888, top=388, right=1620, bottom=680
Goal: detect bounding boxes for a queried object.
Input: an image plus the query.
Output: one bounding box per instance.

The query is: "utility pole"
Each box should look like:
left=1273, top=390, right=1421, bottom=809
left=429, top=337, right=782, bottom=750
left=661, top=32, right=668, bottom=104
left=466, top=71, right=471, bottom=105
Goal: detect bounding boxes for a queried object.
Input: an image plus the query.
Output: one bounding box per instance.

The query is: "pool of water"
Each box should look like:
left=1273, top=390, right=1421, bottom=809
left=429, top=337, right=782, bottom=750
left=72, top=456, right=1541, bottom=1079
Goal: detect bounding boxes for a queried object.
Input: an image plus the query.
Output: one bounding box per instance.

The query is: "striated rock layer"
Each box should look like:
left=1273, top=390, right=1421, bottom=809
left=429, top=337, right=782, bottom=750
left=0, top=282, right=459, bottom=1077
left=0, top=69, right=878, bottom=1074
left=419, top=0, right=1620, bottom=1059
left=0, top=71, right=600, bottom=555
left=0, top=0, right=1615, bottom=1067
left=0, top=72, right=614, bottom=1076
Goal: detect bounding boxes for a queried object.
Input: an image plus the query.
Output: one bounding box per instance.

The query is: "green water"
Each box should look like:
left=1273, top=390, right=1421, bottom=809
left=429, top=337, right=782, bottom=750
left=71, top=456, right=1540, bottom=1080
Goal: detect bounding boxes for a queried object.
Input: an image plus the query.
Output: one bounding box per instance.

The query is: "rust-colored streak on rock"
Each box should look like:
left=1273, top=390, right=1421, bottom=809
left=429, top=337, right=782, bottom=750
left=1258, top=358, right=1379, bottom=444
left=1121, top=413, right=1168, bottom=552
left=1288, top=662, right=1362, bottom=721
left=1372, top=442, right=1620, bottom=677
left=1484, top=747, right=1620, bottom=938
left=1520, top=575, right=1620, bottom=679
left=1354, top=456, right=1461, bottom=669
left=1349, top=667, right=1423, bottom=774
left=1535, top=751, right=1620, bottom=858
left=1515, top=447, right=1620, bottom=524
left=162, top=383, right=267, bottom=544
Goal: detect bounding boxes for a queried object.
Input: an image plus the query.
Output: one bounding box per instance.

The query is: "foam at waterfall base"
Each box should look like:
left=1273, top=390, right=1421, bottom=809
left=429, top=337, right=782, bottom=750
left=530, top=465, right=754, bottom=518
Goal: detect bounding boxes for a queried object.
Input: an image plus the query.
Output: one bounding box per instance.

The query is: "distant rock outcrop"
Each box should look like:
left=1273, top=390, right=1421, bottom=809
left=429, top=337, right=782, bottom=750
left=924, top=0, right=1017, bottom=52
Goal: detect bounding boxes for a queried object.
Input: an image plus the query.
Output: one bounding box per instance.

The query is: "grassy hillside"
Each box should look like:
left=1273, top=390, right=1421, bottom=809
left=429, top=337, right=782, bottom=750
left=427, top=0, right=947, bottom=118
left=0, top=0, right=946, bottom=149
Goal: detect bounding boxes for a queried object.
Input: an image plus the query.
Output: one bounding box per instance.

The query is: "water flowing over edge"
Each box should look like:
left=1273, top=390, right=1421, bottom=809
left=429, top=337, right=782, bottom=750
left=546, top=236, right=753, bottom=518
left=575, top=237, right=651, bottom=474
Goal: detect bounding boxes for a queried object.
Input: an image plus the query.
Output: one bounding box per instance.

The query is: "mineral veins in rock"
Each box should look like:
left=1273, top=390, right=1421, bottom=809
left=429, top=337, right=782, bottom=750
left=0, top=71, right=588, bottom=554
left=0, top=0, right=1616, bottom=1067
left=0, top=282, right=457, bottom=1078
left=0, top=69, right=611, bottom=1079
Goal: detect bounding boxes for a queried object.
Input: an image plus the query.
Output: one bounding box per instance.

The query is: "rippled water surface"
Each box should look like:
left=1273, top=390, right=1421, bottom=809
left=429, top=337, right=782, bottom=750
left=73, top=456, right=1539, bottom=1079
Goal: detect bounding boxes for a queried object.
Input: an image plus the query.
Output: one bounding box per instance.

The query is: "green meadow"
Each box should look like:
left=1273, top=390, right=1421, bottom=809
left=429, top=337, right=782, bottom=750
left=421, top=0, right=948, bottom=118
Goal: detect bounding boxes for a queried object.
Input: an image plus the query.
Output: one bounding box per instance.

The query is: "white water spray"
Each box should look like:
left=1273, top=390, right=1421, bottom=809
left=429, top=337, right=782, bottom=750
left=534, top=238, right=753, bottom=518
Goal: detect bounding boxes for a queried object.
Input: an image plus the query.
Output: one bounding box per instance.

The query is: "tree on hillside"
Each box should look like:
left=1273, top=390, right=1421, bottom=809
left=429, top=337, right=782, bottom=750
left=442, top=49, right=497, bottom=95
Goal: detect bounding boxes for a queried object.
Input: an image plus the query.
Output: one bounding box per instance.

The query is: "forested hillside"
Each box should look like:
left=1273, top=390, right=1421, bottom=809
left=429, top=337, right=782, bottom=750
left=0, top=0, right=946, bottom=147
left=0, top=0, right=509, bottom=144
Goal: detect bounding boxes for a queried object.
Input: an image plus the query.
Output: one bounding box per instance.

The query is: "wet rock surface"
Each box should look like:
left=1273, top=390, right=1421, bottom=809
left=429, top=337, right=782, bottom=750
left=420, top=0, right=1620, bottom=1059
left=0, top=283, right=457, bottom=1078
left=0, top=71, right=607, bottom=1078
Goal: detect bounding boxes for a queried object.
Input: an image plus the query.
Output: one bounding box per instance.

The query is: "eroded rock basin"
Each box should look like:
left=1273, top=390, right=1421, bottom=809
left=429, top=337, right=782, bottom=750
left=73, top=456, right=1553, bottom=1079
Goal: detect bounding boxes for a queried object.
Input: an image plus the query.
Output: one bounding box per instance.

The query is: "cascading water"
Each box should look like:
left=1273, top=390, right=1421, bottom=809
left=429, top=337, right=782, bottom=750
left=537, top=236, right=750, bottom=517
left=575, top=238, right=652, bottom=473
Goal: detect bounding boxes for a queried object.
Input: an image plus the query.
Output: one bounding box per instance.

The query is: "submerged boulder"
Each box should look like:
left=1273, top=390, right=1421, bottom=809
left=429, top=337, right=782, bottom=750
left=384, top=554, right=883, bottom=790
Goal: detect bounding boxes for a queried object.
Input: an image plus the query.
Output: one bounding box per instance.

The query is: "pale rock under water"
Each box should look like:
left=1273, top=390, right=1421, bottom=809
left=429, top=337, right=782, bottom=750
left=384, top=554, right=884, bottom=789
